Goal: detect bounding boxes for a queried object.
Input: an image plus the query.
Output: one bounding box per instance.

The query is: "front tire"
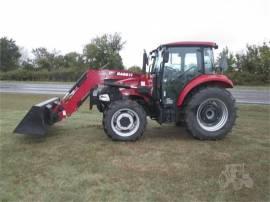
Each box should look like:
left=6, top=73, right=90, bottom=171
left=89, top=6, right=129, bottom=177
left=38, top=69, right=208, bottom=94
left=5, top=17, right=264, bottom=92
left=185, top=87, right=236, bottom=140
left=103, top=100, right=147, bottom=141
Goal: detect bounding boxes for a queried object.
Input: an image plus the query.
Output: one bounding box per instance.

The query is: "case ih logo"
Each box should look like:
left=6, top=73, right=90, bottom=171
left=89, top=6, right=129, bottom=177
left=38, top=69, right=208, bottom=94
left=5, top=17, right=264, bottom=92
left=116, top=72, right=133, bottom=77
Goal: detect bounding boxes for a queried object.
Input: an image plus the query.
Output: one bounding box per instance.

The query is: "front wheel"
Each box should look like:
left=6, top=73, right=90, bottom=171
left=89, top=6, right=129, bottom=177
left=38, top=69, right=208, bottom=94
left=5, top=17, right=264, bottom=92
left=185, top=87, right=236, bottom=140
left=103, top=100, right=147, bottom=141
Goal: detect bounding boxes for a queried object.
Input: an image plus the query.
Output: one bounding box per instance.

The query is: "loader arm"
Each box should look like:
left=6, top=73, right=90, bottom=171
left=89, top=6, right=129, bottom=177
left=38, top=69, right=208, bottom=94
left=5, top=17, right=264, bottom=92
left=59, top=70, right=102, bottom=118
left=58, top=69, right=141, bottom=118
left=14, top=69, right=141, bottom=135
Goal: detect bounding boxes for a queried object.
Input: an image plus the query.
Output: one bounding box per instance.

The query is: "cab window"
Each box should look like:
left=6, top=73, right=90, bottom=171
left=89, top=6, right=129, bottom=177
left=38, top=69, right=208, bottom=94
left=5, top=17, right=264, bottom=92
left=184, top=53, right=198, bottom=71
left=153, top=51, right=163, bottom=73
left=164, top=47, right=202, bottom=76
left=204, top=48, right=214, bottom=73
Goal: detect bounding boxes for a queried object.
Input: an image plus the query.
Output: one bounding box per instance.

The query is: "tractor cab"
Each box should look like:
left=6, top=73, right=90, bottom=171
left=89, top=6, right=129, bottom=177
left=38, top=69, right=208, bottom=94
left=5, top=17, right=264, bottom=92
left=146, top=42, right=219, bottom=123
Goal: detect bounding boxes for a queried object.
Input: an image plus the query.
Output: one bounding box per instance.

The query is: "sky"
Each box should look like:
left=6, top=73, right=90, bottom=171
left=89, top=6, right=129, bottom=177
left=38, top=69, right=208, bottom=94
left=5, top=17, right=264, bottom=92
left=0, top=0, right=269, bottom=68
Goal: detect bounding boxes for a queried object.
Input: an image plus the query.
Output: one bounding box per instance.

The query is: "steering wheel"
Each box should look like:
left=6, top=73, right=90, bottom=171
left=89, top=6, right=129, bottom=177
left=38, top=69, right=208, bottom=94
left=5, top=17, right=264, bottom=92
left=178, top=66, right=197, bottom=79
left=164, top=65, right=179, bottom=79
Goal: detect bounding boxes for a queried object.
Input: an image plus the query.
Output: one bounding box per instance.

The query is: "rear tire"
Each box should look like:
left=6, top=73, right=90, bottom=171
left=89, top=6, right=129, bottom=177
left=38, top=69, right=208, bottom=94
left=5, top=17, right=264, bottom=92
left=185, top=87, right=236, bottom=140
left=103, top=100, right=147, bottom=141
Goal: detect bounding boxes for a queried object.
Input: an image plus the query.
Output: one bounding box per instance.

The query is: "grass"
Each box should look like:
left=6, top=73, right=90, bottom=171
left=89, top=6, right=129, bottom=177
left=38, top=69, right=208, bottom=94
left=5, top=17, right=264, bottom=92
left=0, top=93, right=269, bottom=202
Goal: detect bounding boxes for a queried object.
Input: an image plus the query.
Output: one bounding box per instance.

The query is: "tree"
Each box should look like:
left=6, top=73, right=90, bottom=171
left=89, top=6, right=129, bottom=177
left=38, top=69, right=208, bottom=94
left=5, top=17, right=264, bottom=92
left=32, top=47, right=53, bottom=70
left=225, top=42, right=270, bottom=85
left=216, top=47, right=236, bottom=72
left=32, top=48, right=65, bottom=70
left=258, top=42, right=270, bottom=76
left=64, top=52, right=84, bottom=68
left=21, top=59, right=34, bottom=70
left=0, top=37, right=21, bottom=71
left=128, top=66, right=142, bottom=73
left=83, top=33, right=125, bottom=69
left=236, top=42, right=270, bottom=76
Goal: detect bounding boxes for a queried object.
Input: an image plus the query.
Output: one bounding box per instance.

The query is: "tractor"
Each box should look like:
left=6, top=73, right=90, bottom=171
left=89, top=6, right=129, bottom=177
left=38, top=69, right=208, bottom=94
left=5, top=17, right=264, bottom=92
left=14, top=41, right=236, bottom=141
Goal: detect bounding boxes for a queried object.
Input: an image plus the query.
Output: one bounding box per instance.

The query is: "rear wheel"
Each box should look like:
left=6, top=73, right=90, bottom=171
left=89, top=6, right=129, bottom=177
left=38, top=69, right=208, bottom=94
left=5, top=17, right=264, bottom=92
left=103, top=100, right=147, bottom=141
left=185, top=87, right=236, bottom=140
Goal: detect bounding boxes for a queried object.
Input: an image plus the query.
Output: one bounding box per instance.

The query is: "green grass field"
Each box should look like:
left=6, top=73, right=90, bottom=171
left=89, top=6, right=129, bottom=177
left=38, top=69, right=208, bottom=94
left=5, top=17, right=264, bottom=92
left=0, top=93, right=269, bottom=202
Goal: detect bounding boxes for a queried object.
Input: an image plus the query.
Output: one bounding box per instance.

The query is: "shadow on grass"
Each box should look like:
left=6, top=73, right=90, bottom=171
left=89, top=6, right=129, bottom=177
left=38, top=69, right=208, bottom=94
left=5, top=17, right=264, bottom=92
left=144, top=124, right=193, bottom=141
left=15, top=123, right=194, bottom=145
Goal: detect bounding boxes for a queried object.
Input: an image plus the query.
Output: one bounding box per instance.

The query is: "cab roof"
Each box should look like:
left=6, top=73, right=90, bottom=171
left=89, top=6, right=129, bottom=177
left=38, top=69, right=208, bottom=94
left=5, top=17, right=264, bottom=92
left=163, top=41, right=218, bottom=48
left=150, top=41, right=218, bottom=54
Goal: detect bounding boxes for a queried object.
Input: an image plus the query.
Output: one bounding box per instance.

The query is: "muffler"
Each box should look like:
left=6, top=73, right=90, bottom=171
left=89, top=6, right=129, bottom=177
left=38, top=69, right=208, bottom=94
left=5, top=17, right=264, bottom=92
left=14, top=97, right=61, bottom=136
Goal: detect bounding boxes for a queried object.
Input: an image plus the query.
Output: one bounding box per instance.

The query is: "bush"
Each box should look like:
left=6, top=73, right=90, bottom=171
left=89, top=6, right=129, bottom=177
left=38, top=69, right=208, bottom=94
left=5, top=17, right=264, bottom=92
left=225, top=71, right=270, bottom=85
left=127, top=66, right=143, bottom=73
left=0, top=68, right=269, bottom=86
left=0, top=68, right=86, bottom=82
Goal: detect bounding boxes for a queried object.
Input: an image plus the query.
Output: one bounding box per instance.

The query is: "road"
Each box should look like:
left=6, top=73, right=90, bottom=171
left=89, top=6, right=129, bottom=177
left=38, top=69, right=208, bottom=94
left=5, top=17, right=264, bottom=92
left=0, top=82, right=269, bottom=104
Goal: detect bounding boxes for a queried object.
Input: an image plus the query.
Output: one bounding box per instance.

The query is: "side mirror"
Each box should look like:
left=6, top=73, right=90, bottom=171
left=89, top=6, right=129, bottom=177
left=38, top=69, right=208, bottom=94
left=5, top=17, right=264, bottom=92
left=142, top=50, right=148, bottom=73
left=218, top=54, right=228, bottom=72
left=163, top=50, right=169, bottom=63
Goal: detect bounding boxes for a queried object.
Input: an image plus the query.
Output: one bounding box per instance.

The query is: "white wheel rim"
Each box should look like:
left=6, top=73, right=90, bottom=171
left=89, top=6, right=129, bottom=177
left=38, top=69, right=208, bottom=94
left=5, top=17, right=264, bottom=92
left=196, top=98, right=228, bottom=132
left=111, top=108, right=140, bottom=137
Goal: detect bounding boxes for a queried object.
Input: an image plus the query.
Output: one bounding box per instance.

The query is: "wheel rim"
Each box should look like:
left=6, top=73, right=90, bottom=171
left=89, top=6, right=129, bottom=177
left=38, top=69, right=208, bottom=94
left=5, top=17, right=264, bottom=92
left=111, top=108, right=140, bottom=137
left=196, top=98, right=228, bottom=132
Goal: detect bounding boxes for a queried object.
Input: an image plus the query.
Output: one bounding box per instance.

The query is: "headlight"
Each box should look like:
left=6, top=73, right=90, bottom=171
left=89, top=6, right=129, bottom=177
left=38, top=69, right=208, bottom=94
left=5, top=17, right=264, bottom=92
left=98, top=94, right=110, bottom=102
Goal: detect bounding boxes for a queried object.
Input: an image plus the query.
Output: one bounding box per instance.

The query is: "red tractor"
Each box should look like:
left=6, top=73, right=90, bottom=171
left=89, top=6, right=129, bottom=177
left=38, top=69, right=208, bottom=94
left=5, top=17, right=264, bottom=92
left=14, top=41, right=236, bottom=141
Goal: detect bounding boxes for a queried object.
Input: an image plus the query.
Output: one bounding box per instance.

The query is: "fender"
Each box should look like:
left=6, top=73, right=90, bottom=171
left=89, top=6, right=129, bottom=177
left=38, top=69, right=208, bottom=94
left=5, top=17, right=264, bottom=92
left=177, top=74, right=233, bottom=107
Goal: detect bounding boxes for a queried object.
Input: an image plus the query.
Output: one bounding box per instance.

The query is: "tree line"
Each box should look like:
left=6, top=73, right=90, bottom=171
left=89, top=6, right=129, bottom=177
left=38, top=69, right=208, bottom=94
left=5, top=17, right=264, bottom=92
left=0, top=34, right=269, bottom=85
left=216, top=42, right=270, bottom=85
left=0, top=33, right=125, bottom=72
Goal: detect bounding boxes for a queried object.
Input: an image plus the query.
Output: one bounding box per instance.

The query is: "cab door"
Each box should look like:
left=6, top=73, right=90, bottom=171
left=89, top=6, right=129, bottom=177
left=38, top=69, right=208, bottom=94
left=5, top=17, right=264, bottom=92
left=162, top=47, right=203, bottom=106
left=151, top=50, right=163, bottom=102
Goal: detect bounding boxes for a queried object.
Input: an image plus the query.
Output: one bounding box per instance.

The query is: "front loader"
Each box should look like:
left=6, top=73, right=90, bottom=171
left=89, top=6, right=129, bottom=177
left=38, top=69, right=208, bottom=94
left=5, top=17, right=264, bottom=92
left=14, top=41, right=236, bottom=140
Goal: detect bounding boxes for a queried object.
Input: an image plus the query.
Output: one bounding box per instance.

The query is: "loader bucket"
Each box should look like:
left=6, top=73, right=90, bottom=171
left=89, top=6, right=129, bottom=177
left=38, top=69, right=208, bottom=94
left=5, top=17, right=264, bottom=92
left=14, top=97, right=61, bottom=136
